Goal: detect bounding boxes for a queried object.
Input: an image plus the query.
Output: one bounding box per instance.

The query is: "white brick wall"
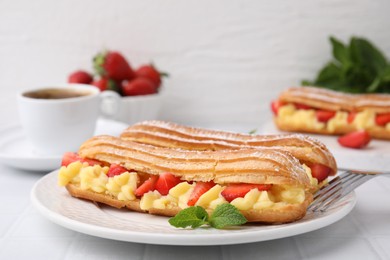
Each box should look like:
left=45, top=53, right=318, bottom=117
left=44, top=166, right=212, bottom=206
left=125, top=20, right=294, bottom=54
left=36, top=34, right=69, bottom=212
left=1, top=0, right=390, bottom=126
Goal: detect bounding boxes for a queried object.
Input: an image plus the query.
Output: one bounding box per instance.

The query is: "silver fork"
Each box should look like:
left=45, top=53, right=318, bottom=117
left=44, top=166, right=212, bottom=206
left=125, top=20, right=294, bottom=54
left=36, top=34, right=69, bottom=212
left=308, top=168, right=390, bottom=212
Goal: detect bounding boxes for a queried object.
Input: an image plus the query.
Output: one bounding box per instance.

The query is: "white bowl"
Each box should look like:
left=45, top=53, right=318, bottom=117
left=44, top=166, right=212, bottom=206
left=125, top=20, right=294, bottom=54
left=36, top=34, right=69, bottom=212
left=110, top=93, right=163, bottom=125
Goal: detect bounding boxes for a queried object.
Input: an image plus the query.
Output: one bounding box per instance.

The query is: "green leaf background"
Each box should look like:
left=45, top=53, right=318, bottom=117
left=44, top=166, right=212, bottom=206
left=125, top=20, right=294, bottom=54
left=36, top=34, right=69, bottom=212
left=302, top=36, right=390, bottom=93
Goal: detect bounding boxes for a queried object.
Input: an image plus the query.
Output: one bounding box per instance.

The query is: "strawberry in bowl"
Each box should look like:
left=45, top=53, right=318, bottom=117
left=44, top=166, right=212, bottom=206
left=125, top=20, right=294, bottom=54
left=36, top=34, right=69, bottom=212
left=67, top=50, right=168, bottom=124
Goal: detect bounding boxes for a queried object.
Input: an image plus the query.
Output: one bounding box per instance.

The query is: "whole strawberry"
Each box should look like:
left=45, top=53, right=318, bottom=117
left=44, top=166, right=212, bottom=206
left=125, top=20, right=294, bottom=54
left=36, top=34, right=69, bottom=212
left=135, top=64, right=167, bottom=89
left=121, top=78, right=157, bottom=96
left=93, top=51, right=135, bottom=81
left=92, top=78, right=121, bottom=93
left=68, top=70, right=93, bottom=84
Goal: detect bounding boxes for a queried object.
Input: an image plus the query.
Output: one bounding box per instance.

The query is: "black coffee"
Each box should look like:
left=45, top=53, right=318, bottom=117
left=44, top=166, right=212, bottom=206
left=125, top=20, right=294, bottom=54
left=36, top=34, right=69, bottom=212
left=23, top=88, right=92, bottom=99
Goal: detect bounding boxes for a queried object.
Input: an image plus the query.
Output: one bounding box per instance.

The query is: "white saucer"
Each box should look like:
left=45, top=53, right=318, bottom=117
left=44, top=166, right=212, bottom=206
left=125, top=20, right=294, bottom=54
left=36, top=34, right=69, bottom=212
left=261, top=120, right=390, bottom=172
left=0, top=118, right=128, bottom=172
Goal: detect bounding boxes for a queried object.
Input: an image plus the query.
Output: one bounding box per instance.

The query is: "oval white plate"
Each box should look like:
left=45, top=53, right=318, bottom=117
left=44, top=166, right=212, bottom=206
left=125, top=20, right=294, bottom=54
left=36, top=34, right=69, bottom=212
left=0, top=118, right=128, bottom=171
left=31, top=170, right=356, bottom=246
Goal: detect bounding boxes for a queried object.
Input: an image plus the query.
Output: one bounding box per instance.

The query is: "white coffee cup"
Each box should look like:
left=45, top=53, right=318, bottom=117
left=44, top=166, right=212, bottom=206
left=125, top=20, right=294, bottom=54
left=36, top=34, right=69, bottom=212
left=17, top=84, right=120, bottom=156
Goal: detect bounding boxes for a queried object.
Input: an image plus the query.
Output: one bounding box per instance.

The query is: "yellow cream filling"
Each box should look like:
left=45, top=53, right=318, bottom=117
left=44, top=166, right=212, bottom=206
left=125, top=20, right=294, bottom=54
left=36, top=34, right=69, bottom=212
left=277, top=104, right=388, bottom=132
left=278, top=105, right=325, bottom=130
left=59, top=162, right=307, bottom=212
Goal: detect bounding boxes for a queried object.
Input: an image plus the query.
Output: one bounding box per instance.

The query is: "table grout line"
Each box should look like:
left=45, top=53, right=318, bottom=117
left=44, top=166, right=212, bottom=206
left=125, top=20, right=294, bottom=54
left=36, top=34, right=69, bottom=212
left=0, top=204, right=34, bottom=239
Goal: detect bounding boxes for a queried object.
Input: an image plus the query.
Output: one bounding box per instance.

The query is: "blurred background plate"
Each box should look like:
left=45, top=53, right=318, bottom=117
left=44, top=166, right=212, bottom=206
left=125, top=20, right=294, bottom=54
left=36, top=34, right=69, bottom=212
left=261, top=120, right=390, bottom=172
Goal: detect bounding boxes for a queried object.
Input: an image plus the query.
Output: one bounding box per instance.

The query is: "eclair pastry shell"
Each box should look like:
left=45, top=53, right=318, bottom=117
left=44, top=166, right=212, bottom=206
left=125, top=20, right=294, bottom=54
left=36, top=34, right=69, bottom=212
left=79, top=135, right=311, bottom=188
left=276, top=87, right=390, bottom=139
left=63, top=135, right=316, bottom=224
left=279, top=86, right=390, bottom=113
left=65, top=184, right=313, bottom=224
left=120, top=120, right=337, bottom=176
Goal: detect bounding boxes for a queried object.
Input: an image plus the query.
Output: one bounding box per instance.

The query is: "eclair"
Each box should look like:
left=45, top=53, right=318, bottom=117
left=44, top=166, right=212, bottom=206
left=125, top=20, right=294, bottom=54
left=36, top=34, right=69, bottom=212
left=120, top=120, right=337, bottom=188
left=59, top=135, right=313, bottom=224
left=271, top=86, right=390, bottom=140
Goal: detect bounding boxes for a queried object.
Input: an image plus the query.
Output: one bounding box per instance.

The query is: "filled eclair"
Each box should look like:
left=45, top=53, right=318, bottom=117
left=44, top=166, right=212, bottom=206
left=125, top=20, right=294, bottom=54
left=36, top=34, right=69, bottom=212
left=58, top=135, right=314, bottom=224
left=271, top=86, right=390, bottom=140
left=120, top=120, right=337, bottom=189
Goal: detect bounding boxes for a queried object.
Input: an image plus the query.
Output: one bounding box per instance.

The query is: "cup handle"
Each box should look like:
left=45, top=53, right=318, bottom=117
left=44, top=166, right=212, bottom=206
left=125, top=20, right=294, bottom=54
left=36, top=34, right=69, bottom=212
left=100, top=90, right=121, bottom=118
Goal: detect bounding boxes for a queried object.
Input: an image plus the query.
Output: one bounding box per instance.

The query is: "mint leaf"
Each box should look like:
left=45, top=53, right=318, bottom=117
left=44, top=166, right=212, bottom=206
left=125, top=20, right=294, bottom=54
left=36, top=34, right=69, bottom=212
left=350, top=37, right=387, bottom=75
left=314, top=62, right=344, bottom=89
left=330, top=36, right=350, bottom=66
left=209, top=204, right=247, bottom=229
left=248, top=129, right=257, bottom=135
left=168, top=206, right=209, bottom=228
left=168, top=205, right=247, bottom=229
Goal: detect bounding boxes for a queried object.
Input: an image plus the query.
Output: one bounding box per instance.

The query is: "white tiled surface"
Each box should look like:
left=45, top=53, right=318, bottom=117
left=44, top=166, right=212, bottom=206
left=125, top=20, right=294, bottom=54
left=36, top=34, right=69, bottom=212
left=0, top=149, right=389, bottom=259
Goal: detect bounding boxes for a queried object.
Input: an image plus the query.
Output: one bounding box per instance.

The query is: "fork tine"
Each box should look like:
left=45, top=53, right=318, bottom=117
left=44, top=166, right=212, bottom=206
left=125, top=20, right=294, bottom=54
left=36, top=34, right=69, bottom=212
left=310, top=174, right=366, bottom=212
left=312, top=172, right=355, bottom=201
left=309, top=170, right=375, bottom=212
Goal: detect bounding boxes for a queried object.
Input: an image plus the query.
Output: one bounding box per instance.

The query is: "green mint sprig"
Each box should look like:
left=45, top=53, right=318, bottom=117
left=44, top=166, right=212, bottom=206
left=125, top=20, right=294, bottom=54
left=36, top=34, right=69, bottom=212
left=302, top=36, right=390, bottom=93
left=248, top=129, right=257, bottom=135
left=168, top=204, right=247, bottom=229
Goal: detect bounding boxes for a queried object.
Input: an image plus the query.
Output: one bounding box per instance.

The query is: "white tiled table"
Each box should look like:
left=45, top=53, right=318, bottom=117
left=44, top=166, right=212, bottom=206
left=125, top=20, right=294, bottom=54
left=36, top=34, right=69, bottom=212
left=0, top=121, right=390, bottom=259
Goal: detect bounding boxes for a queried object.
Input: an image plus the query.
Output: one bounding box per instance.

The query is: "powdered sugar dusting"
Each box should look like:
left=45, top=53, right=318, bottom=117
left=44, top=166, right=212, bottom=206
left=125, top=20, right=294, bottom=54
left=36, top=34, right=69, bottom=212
left=283, top=87, right=390, bottom=110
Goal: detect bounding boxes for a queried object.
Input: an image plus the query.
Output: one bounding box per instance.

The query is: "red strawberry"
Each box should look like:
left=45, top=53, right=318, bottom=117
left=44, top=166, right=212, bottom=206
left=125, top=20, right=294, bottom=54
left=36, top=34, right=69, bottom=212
left=121, top=78, right=157, bottom=96
left=221, top=184, right=272, bottom=202
left=61, top=152, right=101, bottom=167
left=270, top=100, right=285, bottom=115
left=347, top=112, right=357, bottom=124
left=68, top=70, right=93, bottom=84
left=94, top=51, right=135, bottom=81
left=107, top=164, right=128, bottom=177
left=338, top=130, right=371, bottom=149
left=294, top=103, right=312, bottom=110
left=375, top=113, right=390, bottom=126
left=316, top=110, right=336, bottom=122
left=155, top=172, right=182, bottom=195
left=135, top=64, right=167, bottom=89
left=309, top=164, right=331, bottom=182
left=187, top=181, right=215, bottom=206
left=92, top=78, right=120, bottom=93
left=61, top=152, right=80, bottom=167
left=135, top=175, right=159, bottom=197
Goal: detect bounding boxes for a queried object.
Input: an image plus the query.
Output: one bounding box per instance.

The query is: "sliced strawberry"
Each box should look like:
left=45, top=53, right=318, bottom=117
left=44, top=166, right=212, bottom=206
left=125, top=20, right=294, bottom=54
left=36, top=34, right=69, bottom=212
left=82, top=158, right=102, bottom=166
left=61, top=152, right=81, bottom=167
left=187, top=181, right=216, bottom=206
left=61, top=152, right=101, bottom=167
left=294, top=103, right=312, bottom=110
left=107, top=164, right=128, bottom=177
left=271, top=100, right=285, bottom=115
left=309, top=164, right=331, bottom=182
left=375, top=113, right=390, bottom=126
left=155, top=172, right=182, bottom=195
left=347, top=112, right=357, bottom=124
left=135, top=175, right=159, bottom=197
left=221, top=184, right=272, bottom=202
left=338, top=130, right=371, bottom=149
left=316, top=110, right=336, bottom=123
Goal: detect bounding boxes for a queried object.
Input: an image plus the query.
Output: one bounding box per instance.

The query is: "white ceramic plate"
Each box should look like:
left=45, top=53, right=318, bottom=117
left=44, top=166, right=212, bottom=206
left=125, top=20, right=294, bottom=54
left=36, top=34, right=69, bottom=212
left=31, top=170, right=356, bottom=246
left=0, top=118, right=128, bottom=171
left=261, top=120, right=390, bottom=172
